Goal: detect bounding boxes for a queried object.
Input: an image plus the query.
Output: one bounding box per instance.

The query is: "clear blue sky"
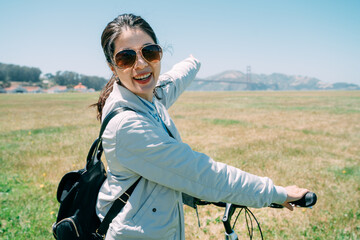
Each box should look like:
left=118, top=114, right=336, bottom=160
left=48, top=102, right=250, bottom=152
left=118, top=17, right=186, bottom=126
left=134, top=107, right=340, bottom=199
left=1, top=0, right=359, bottom=84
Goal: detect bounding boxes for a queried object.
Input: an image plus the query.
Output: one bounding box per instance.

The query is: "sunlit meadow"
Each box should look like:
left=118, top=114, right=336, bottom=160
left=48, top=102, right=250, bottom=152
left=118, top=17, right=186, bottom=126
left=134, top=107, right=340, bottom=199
left=1, top=91, right=359, bottom=239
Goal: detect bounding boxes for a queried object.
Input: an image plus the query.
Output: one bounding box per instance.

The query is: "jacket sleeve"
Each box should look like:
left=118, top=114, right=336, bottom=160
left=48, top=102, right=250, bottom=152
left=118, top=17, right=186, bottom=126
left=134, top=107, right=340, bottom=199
left=115, top=112, right=287, bottom=208
left=155, top=56, right=201, bottom=109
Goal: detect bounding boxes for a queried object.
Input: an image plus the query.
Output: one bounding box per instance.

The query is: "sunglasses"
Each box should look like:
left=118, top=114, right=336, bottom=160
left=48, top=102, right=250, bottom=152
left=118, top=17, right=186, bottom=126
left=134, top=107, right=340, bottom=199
left=113, top=44, right=163, bottom=69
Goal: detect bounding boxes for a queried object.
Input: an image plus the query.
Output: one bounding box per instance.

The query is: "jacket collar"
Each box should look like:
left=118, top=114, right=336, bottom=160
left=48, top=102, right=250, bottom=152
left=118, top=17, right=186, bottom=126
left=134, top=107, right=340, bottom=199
left=102, top=82, right=155, bottom=121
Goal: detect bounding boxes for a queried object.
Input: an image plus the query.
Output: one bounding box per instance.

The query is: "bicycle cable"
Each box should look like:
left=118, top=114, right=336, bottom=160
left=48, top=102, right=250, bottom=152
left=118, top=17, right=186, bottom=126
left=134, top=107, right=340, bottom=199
left=232, top=207, right=264, bottom=240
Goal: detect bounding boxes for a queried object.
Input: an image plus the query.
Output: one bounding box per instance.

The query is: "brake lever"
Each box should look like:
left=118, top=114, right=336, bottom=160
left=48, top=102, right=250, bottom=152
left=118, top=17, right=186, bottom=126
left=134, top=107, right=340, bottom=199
left=223, top=203, right=237, bottom=236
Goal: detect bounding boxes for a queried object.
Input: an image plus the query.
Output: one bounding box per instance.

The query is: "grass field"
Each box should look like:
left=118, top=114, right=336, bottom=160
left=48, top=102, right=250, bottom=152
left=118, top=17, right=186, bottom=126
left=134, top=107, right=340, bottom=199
left=0, top=91, right=359, bottom=239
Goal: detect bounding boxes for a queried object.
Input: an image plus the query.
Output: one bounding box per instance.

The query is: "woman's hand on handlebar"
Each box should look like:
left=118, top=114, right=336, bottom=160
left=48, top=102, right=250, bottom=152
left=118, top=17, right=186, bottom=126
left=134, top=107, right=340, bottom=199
left=282, top=185, right=309, bottom=211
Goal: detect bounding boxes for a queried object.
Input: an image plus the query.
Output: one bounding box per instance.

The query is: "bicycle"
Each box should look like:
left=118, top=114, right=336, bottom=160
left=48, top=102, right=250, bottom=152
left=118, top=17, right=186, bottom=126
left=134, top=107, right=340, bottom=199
left=195, top=192, right=317, bottom=240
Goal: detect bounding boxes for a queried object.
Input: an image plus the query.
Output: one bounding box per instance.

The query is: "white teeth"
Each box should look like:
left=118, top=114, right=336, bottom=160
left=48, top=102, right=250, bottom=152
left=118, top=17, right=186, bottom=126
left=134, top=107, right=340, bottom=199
left=134, top=73, right=151, bottom=80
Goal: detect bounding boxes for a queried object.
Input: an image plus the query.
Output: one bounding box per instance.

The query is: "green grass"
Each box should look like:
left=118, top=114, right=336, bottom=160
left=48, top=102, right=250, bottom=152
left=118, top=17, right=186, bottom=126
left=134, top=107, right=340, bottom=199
left=1, top=91, right=360, bottom=239
left=0, top=174, right=56, bottom=239
left=202, top=118, right=251, bottom=126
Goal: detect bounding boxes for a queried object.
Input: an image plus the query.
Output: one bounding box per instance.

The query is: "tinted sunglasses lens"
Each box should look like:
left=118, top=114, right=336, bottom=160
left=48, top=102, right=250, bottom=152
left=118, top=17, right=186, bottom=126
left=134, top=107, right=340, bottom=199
left=142, top=45, right=162, bottom=63
left=115, top=50, right=136, bottom=68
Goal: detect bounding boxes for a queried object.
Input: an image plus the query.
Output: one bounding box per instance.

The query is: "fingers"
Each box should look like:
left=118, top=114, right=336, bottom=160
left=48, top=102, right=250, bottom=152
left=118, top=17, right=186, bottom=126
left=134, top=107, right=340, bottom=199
left=300, top=188, right=310, bottom=196
left=282, top=185, right=311, bottom=211
left=285, top=185, right=309, bottom=202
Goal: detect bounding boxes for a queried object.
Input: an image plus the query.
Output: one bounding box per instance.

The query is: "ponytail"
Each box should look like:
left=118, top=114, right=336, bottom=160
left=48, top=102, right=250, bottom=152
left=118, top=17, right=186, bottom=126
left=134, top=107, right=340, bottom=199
left=92, top=75, right=117, bottom=121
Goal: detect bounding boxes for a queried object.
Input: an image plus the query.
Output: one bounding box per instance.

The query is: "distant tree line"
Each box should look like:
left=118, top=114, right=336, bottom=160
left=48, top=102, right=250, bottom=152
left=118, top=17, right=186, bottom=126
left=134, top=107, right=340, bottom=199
left=0, top=63, right=41, bottom=87
left=0, top=62, right=108, bottom=91
left=45, top=71, right=108, bottom=91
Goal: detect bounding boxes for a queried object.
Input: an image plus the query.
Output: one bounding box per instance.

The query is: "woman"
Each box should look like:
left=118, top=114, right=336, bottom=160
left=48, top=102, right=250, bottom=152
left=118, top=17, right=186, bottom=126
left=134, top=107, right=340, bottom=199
left=95, top=14, right=308, bottom=240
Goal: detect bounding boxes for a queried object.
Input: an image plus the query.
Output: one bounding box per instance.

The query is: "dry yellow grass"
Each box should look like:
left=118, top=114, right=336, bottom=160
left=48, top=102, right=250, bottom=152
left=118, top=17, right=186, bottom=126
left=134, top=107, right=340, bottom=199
left=0, top=91, right=359, bottom=239
left=170, top=91, right=360, bottom=239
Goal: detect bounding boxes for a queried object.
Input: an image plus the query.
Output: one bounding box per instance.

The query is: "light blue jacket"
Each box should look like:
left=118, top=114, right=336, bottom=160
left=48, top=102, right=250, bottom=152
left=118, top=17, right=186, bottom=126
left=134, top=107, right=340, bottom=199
left=96, top=57, right=287, bottom=240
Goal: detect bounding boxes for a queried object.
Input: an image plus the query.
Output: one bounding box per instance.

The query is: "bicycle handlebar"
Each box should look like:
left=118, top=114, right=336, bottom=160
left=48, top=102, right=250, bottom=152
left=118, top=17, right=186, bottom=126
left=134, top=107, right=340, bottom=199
left=196, top=192, right=317, bottom=239
left=225, top=192, right=317, bottom=238
left=269, top=191, right=317, bottom=208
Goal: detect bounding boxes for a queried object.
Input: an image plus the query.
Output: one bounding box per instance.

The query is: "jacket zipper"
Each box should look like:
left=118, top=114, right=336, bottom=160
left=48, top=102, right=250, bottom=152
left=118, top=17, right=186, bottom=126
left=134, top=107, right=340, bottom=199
left=56, top=217, right=80, bottom=238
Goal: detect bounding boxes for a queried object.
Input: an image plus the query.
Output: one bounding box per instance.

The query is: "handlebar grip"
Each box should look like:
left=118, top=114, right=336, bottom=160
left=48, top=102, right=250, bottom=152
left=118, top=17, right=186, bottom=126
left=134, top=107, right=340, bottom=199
left=269, top=192, right=317, bottom=208
left=289, top=192, right=317, bottom=207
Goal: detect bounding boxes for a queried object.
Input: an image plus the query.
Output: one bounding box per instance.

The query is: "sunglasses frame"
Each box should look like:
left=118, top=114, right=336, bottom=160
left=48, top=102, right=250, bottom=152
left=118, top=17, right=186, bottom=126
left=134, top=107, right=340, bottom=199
left=113, top=44, right=163, bottom=70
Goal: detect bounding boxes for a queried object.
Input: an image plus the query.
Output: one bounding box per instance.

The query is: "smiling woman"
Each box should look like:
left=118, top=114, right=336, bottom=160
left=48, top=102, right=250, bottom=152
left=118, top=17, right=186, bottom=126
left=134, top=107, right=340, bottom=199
left=110, top=29, right=162, bottom=101
left=90, top=13, right=309, bottom=240
left=93, top=13, right=162, bottom=120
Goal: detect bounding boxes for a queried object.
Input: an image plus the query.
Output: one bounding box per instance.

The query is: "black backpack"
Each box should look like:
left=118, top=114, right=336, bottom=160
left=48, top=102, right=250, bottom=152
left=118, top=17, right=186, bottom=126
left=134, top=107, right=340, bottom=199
left=52, top=107, right=140, bottom=240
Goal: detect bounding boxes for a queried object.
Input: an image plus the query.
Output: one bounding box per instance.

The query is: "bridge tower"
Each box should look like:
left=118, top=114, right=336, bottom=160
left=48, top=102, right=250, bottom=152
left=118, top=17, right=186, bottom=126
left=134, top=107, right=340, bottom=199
left=246, top=65, right=251, bottom=83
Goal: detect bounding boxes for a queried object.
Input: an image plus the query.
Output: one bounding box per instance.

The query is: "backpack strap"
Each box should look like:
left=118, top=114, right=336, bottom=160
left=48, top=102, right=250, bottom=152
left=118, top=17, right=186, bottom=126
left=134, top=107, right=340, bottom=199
left=99, top=107, right=133, bottom=138
left=86, top=107, right=134, bottom=170
left=96, top=178, right=141, bottom=237
left=94, top=107, right=142, bottom=238
left=95, top=105, right=176, bottom=238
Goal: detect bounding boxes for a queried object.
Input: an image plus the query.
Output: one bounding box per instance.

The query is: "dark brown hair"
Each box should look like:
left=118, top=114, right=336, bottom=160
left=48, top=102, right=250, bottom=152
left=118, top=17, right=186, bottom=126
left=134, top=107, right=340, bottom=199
left=93, top=14, right=158, bottom=120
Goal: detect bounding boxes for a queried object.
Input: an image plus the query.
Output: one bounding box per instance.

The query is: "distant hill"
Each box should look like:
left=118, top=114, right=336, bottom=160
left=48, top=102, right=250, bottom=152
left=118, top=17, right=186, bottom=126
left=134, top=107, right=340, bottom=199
left=188, top=70, right=360, bottom=91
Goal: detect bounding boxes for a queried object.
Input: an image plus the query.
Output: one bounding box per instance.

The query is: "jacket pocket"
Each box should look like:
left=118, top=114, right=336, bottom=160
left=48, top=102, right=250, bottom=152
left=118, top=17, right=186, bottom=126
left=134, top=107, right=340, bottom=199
left=132, top=184, right=161, bottom=224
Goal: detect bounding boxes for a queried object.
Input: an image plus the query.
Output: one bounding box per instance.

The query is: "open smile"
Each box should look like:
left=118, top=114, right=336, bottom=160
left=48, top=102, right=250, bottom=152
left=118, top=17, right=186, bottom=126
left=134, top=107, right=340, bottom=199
left=133, top=72, right=152, bottom=84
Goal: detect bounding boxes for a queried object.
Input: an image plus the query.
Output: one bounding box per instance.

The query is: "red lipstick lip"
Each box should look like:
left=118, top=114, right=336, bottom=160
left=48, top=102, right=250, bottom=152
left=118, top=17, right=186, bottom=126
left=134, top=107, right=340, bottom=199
left=133, top=73, right=152, bottom=85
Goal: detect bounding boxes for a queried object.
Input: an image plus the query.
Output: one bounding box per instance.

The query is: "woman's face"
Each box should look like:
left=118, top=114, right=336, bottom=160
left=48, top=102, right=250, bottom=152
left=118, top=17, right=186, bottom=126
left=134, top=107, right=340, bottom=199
left=110, top=28, right=161, bottom=102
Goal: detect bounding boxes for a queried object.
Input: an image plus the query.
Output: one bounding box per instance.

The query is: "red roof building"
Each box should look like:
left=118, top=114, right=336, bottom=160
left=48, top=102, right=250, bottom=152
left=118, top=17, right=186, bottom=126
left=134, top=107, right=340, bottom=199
left=73, top=83, right=88, bottom=92
left=46, top=85, right=68, bottom=93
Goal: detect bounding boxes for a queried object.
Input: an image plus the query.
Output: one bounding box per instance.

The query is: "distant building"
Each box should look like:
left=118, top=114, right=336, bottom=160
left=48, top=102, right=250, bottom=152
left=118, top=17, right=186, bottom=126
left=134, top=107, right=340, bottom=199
left=46, top=85, right=68, bottom=93
left=23, top=86, right=43, bottom=93
left=73, top=82, right=88, bottom=92
left=5, top=85, right=28, bottom=93
left=3, top=83, right=96, bottom=94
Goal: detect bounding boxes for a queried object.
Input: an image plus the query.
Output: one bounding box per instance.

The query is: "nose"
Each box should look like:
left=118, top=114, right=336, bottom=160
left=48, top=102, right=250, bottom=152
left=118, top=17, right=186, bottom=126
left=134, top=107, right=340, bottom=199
left=133, top=50, right=148, bottom=69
